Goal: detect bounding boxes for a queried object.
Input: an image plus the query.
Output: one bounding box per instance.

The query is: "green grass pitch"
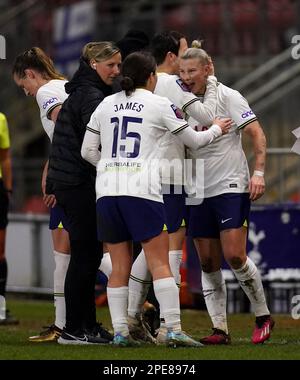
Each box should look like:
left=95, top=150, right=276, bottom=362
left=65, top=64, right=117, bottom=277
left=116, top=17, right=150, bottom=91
left=0, top=297, right=300, bottom=360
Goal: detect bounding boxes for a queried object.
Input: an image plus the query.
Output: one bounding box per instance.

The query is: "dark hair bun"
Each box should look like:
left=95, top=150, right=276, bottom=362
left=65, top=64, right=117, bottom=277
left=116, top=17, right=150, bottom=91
left=121, top=76, right=134, bottom=92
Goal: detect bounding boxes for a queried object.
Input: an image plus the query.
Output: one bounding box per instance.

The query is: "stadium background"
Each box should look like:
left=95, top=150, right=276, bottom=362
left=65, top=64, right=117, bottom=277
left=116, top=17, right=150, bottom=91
left=1, top=0, right=300, bottom=314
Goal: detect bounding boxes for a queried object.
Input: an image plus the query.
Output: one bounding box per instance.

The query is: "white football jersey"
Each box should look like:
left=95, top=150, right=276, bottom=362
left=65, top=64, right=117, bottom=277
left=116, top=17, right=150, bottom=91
left=87, top=88, right=189, bottom=203
left=187, top=82, right=257, bottom=198
left=154, top=72, right=217, bottom=185
left=36, top=79, right=68, bottom=141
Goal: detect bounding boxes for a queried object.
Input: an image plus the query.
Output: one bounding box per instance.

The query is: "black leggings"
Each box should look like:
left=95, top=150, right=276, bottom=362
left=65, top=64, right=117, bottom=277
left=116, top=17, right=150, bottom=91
left=55, top=184, right=103, bottom=332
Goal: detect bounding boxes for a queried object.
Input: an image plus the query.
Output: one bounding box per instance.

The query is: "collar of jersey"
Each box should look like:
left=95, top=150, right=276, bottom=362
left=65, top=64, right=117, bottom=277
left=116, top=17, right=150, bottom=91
left=135, top=87, right=152, bottom=94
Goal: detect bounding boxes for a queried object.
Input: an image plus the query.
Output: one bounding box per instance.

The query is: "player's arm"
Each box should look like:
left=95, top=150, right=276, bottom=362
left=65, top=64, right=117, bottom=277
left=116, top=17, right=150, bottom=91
left=81, top=109, right=101, bottom=166
left=0, top=148, right=12, bottom=194
left=42, top=159, right=57, bottom=208
left=163, top=100, right=231, bottom=149
left=81, top=93, right=106, bottom=166
left=48, top=104, right=62, bottom=124
left=81, top=129, right=101, bottom=166
left=42, top=106, right=62, bottom=208
left=176, top=118, right=231, bottom=149
left=243, top=120, right=266, bottom=201
left=175, top=75, right=217, bottom=125
left=36, top=87, right=64, bottom=123
left=42, top=107, right=61, bottom=194
left=228, top=90, right=265, bottom=201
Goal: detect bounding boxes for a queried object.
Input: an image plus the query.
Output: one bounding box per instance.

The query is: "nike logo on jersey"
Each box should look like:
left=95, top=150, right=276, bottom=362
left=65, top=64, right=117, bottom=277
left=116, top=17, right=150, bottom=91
left=221, top=218, right=232, bottom=224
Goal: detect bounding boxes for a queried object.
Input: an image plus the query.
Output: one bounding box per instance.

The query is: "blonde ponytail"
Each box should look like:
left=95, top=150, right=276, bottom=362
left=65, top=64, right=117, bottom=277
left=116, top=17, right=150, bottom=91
left=191, top=40, right=203, bottom=49
left=12, top=47, right=66, bottom=80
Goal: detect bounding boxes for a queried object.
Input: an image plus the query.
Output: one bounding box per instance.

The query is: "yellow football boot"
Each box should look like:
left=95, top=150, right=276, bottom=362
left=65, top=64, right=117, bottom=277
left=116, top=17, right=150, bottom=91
left=29, top=325, right=62, bottom=342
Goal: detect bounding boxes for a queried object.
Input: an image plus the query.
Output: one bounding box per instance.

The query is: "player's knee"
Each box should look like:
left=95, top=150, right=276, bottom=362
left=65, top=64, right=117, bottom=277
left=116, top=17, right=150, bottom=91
left=227, top=255, right=244, bottom=269
left=201, top=257, right=215, bottom=273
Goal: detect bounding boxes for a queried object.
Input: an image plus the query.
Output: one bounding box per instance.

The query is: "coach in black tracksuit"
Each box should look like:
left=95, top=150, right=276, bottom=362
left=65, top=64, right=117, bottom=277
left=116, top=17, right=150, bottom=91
left=47, top=42, right=121, bottom=344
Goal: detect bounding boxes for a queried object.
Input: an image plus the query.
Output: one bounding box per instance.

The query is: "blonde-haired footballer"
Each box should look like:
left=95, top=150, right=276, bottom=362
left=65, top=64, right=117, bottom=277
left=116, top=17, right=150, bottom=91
left=180, top=41, right=274, bottom=345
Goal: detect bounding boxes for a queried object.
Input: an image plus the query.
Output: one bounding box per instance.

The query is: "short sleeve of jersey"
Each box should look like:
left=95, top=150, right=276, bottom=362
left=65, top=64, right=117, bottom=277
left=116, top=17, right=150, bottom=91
left=0, top=113, right=10, bottom=149
left=86, top=105, right=102, bottom=135
left=36, top=85, right=64, bottom=120
left=164, top=76, right=200, bottom=111
left=160, top=97, right=189, bottom=135
left=227, top=90, right=257, bottom=129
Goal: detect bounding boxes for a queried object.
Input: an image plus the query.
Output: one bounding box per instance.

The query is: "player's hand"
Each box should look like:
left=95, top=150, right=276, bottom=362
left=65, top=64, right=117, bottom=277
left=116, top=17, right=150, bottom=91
left=41, top=178, right=46, bottom=196
left=213, top=117, right=232, bottom=135
left=249, top=174, right=265, bottom=201
left=43, top=193, right=57, bottom=208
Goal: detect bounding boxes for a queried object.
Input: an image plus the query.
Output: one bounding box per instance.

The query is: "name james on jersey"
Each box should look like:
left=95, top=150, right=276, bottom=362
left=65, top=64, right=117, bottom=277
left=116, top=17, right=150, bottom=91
left=114, top=101, right=144, bottom=113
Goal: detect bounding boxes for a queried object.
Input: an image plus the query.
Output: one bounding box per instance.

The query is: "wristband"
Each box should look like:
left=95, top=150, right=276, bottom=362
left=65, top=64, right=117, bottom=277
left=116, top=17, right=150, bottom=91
left=5, top=189, right=13, bottom=194
left=253, top=170, right=264, bottom=177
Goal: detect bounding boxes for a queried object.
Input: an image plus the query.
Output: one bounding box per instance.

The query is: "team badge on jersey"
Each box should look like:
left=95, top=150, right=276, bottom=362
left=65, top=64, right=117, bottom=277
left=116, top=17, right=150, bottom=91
left=171, top=104, right=184, bottom=119
left=176, top=78, right=190, bottom=92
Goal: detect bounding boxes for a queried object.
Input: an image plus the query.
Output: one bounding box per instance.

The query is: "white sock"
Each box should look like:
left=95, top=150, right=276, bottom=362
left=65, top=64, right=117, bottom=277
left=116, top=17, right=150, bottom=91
left=202, top=270, right=228, bottom=334
left=54, top=251, right=70, bottom=329
left=169, top=250, right=182, bottom=287
left=99, top=252, right=112, bottom=279
left=159, top=250, right=182, bottom=321
left=232, top=257, right=270, bottom=317
left=0, top=295, right=6, bottom=320
left=107, top=286, right=129, bottom=336
left=128, top=250, right=152, bottom=318
left=153, top=277, right=181, bottom=332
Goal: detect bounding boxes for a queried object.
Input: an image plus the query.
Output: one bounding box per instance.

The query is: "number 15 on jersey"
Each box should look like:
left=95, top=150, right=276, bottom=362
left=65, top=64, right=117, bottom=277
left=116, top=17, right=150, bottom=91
left=111, top=116, right=142, bottom=158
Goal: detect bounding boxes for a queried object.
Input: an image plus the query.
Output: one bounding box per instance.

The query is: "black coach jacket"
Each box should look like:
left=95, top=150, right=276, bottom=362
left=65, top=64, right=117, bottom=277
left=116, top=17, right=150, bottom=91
left=47, top=58, right=115, bottom=191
